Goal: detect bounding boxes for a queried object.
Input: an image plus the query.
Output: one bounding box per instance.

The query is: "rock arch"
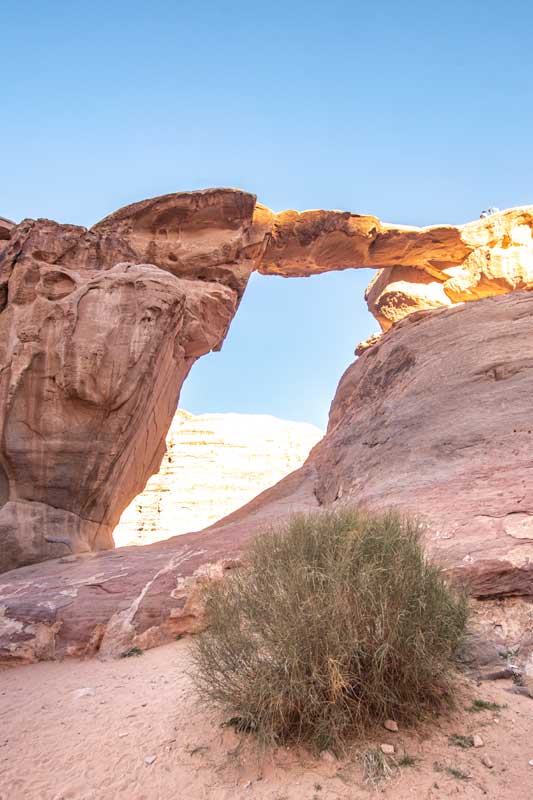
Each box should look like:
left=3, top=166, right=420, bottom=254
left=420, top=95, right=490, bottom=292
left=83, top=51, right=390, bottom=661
left=0, top=189, right=532, bottom=572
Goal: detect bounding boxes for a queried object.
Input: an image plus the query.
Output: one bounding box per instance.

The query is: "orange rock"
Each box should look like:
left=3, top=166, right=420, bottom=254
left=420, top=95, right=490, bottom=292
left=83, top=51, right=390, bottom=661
left=365, top=266, right=452, bottom=331
left=384, top=720, right=399, bottom=732
left=255, top=204, right=533, bottom=329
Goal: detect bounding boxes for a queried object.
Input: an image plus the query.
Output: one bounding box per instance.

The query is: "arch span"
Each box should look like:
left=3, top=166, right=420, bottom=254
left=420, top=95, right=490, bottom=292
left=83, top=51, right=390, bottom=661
left=0, top=188, right=531, bottom=571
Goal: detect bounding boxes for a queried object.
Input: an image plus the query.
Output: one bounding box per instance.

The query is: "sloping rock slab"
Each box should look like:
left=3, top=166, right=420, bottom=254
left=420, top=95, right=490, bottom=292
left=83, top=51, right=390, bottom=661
left=0, top=466, right=319, bottom=664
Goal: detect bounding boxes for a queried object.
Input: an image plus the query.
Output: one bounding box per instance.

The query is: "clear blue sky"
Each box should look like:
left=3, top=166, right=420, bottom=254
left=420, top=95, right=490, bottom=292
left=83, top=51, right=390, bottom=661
left=3, top=1, right=532, bottom=427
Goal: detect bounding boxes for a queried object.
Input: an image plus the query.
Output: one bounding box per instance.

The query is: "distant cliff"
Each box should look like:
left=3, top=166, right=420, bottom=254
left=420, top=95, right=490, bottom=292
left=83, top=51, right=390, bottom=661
left=113, top=410, right=322, bottom=547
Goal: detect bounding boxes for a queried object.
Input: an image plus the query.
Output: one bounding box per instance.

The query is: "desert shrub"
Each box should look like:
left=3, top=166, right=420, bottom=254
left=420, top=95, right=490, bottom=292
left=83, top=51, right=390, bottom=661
left=192, top=508, right=467, bottom=752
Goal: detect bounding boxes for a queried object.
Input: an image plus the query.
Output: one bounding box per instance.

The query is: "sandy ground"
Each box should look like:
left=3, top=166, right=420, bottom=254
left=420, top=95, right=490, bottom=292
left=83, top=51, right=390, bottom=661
left=1, top=640, right=533, bottom=800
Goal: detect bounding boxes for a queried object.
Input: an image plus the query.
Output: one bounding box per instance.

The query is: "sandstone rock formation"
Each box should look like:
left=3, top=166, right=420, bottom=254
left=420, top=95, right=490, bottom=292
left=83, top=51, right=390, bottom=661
left=364, top=266, right=453, bottom=331
left=314, top=292, right=533, bottom=586
left=0, top=189, right=532, bottom=577
left=114, top=410, right=322, bottom=547
left=1, top=291, right=532, bottom=666
left=256, top=205, right=533, bottom=329
left=0, top=216, right=14, bottom=240
left=0, top=190, right=267, bottom=572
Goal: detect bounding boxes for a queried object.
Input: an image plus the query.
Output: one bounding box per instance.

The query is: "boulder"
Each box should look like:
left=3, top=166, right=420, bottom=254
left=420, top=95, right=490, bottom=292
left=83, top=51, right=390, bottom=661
left=364, top=266, right=452, bottom=330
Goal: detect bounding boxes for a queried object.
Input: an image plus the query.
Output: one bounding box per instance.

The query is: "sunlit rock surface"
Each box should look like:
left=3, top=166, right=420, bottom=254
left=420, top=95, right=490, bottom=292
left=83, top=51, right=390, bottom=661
left=1, top=187, right=532, bottom=579
left=256, top=205, right=533, bottom=330
left=114, top=410, right=322, bottom=547
left=1, top=293, right=533, bottom=665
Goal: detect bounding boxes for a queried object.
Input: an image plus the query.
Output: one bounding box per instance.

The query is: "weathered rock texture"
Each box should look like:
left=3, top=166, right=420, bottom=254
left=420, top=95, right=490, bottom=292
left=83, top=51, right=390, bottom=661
left=1, top=291, right=532, bottom=665
left=1, top=194, right=532, bottom=573
left=114, top=410, right=322, bottom=547
left=314, top=292, right=533, bottom=586
left=256, top=205, right=533, bottom=330
left=0, top=189, right=268, bottom=572
left=0, top=216, right=15, bottom=240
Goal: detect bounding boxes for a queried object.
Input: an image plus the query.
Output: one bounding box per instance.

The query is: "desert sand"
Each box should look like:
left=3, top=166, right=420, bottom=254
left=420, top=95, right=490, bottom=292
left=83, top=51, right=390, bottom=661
left=1, top=640, right=532, bottom=800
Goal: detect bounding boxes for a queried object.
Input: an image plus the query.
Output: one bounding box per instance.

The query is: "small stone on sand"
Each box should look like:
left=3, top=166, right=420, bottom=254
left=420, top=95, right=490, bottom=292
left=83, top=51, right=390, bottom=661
left=72, top=688, right=95, bottom=699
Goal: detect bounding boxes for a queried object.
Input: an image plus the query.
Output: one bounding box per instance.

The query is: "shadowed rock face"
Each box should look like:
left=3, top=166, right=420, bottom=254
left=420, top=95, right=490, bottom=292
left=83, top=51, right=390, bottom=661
left=0, top=189, right=265, bottom=572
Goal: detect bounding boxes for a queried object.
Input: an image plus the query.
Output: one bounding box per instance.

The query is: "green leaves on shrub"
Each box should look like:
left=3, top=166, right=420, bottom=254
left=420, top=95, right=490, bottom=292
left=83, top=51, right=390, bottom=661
left=192, top=509, right=467, bottom=752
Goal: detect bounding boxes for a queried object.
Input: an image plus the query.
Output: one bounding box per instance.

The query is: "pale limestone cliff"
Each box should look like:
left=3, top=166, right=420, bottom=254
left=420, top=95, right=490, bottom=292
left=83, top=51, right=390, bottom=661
left=114, top=410, right=322, bottom=547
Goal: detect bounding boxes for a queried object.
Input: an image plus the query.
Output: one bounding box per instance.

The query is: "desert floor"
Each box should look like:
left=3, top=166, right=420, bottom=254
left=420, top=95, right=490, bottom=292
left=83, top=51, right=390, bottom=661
left=1, top=640, right=533, bottom=800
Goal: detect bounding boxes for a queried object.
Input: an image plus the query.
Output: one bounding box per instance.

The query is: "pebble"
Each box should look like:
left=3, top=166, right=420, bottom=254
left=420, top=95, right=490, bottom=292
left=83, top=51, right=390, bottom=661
left=144, top=755, right=157, bottom=765
left=320, top=750, right=337, bottom=764
left=72, top=688, right=95, bottom=699
left=118, top=732, right=128, bottom=738
left=473, top=734, right=484, bottom=748
left=383, top=719, right=398, bottom=732
left=529, top=759, right=533, bottom=767
left=380, top=743, right=395, bottom=755
left=481, top=755, right=493, bottom=769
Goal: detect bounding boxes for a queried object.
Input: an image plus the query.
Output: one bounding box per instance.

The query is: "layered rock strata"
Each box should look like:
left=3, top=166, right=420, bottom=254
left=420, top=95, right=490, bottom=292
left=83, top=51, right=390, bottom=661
left=114, top=410, right=322, bottom=547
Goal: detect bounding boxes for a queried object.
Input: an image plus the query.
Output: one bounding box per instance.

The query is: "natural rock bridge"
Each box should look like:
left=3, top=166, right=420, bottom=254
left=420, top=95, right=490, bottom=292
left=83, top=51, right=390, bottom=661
left=0, top=190, right=532, bottom=665
left=1, top=188, right=531, bottom=573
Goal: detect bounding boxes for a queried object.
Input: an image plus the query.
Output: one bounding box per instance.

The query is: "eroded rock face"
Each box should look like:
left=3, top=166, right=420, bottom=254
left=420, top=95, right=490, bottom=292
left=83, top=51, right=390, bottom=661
left=0, top=216, right=14, bottom=239
left=367, top=210, right=533, bottom=329
left=255, top=205, right=533, bottom=329
left=1, top=190, right=532, bottom=578
left=364, top=266, right=452, bottom=331
left=315, top=291, right=533, bottom=590
left=1, top=293, right=531, bottom=666
left=93, top=189, right=267, bottom=300
left=114, top=410, right=322, bottom=547
left=0, top=189, right=264, bottom=572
